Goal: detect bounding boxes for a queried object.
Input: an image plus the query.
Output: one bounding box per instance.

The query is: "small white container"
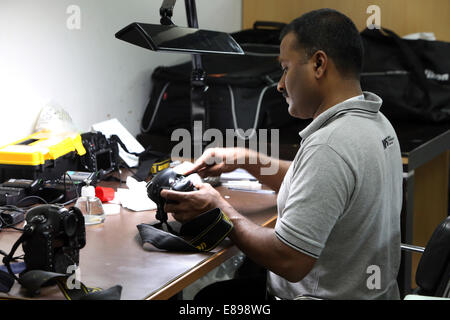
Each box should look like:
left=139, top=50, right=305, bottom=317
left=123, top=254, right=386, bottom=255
left=74, top=185, right=105, bottom=225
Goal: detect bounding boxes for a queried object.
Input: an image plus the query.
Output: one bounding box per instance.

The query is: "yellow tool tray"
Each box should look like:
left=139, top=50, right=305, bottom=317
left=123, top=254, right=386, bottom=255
left=0, top=131, right=86, bottom=166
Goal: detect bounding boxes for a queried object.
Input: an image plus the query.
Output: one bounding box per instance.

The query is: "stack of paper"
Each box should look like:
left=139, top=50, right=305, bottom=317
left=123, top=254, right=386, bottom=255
left=220, top=168, right=257, bottom=181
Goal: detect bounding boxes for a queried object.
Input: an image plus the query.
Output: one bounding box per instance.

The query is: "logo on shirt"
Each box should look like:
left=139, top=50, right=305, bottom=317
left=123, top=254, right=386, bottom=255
left=382, top=136, right=395, bottom=149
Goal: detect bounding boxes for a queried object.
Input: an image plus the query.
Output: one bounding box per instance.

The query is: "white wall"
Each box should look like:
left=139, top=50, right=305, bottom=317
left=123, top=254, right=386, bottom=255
left=0, top=0, right=242, bottom=146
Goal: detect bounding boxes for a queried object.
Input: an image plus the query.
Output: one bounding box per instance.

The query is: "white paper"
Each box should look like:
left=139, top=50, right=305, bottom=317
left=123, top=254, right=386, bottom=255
left=103, top=203, right=121, bottom=215
left=91, top=118, right=145, bottom=168
left=114, top=176, right=157, bottom=212
left=220, top=168, right=257, bottom=181
left=172, top=161, right=196, bottom=175
left=221, top=180, right=262, bottom=190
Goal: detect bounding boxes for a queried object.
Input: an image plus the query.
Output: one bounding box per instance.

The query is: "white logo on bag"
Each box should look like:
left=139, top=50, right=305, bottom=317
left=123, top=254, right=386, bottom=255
left=425, top=69, right=449, bottom=82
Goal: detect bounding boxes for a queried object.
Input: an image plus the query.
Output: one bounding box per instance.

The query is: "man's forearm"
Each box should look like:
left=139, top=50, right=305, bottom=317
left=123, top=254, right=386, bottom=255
left=242, top=150, right=291, bottom=192
left=220, top=201, right=284, bottom=277
left=218, top=199, right=313, bottom=282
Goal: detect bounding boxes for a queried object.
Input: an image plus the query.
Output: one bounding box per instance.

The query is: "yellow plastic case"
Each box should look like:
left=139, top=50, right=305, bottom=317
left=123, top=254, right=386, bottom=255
left=0, top=131, right=87, bottom=181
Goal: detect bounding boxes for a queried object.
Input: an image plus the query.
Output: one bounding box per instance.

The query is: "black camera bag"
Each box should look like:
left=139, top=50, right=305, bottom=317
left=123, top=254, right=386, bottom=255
left=360, top=28, right=450, bottom=123
left=140, top=22, right=304, bottom=140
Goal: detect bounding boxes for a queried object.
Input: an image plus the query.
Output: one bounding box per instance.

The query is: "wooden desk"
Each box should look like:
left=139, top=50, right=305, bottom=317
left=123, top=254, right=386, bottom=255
left=0, top=185, right=277, bottom=300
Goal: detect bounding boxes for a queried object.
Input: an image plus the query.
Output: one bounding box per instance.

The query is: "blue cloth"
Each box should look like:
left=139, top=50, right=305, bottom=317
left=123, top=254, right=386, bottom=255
left=0, top=261, right=26, bottom=274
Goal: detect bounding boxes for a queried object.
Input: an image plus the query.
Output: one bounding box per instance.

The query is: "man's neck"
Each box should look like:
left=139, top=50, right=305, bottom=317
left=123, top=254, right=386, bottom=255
left=313, top=80, right=363, bottom=119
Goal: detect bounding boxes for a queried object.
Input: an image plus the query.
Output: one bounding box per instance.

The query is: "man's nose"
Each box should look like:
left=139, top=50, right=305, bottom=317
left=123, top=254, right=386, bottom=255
left=277, top=76, right=285, bottom=93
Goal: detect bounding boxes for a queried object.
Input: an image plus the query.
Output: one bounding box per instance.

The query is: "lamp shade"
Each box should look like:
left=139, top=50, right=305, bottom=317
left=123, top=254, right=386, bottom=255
left=115, top=23, right=244, bottom=55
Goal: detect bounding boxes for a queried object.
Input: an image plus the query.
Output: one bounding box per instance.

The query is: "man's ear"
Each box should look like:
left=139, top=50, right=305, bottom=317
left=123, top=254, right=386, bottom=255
left=312, top=50, right=328, bottom=79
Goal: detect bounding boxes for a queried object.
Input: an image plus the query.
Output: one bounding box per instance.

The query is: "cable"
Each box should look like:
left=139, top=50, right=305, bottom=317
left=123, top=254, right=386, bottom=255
left=0, top=207, right=25, bottom=232
left=141, top=82, right=171, bottom=133
left=0, top=247, right=23, bottom=260
left=15, top=195, right=48, bottom=207
left=122, top=163, right=142, bottom=182
left=2, top=233, right=26, bottom=281
left=59, top=198, right=77, bottom=206
left=227, top=82, right=278, bottom=141
left=63, top=171, right=80, bottom=199
left=49, top=193, right=64, bottom=204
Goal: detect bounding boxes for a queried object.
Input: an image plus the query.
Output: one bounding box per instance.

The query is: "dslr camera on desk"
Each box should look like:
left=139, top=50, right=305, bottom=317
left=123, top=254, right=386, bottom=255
left=0, top=130, right=120, bottom=206
left=78, top=131, right=120, bottom=178
left=1, top=203, right=87, bottom=298
left=1, top=202, right=121, bottom=300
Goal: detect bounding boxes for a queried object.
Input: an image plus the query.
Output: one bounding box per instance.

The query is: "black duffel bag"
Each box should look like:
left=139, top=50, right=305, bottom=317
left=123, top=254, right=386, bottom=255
left=140, top=22, right=304, bottom=141
left=360, top=28, right=450, bottom=123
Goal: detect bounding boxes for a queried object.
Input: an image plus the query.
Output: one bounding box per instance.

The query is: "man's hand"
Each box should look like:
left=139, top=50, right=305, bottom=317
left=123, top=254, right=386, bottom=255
left=183, top=147, right=289, bottom=193
left=160, top=183, right=227, bottom=223
left=183, top=147, right=250, bottom=178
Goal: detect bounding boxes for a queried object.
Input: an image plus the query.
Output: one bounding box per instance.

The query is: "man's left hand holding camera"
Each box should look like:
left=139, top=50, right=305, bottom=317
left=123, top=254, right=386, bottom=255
left=160, top=183, right=227, bottom=223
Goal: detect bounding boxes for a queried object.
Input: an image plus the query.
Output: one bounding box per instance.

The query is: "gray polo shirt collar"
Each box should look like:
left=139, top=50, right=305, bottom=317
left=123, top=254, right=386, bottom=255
left=299, top=91, right=383, bottom=140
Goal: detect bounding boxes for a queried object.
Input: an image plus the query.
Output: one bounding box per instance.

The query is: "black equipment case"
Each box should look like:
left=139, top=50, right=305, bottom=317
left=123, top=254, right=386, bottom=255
left=137, top=21, right=311, bottom=154
left=360, top=28, right=450, bottom=123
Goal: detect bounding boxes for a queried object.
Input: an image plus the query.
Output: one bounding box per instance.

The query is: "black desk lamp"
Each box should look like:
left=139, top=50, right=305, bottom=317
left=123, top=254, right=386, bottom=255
left=116, top=0, right=244, bottom=154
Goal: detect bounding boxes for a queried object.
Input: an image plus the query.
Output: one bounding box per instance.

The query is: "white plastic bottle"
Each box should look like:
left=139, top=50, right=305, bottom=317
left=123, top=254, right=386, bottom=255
left=75, top=185, right=105, bottom=225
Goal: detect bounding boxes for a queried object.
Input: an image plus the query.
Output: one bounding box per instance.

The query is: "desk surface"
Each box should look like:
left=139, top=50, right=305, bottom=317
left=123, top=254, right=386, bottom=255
left=391, top=121, right=449, bottom=169
left=0, top=185, right=277, bottom=300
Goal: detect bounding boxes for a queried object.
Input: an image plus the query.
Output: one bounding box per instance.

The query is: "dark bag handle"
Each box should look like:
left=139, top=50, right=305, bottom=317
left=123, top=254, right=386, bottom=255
left=361, top=27, right=431, bottom=109
left=253, top=21, right=286, bottom=31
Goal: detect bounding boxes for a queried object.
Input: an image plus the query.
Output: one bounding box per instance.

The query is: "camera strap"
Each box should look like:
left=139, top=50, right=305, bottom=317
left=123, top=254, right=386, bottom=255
left=109, top=135, right=171, bottom=181
left=137, top=207, right=233, bottom=252
left=0, top=265, right=122, bottom=300
left=18, top=270, right=122, bottom=300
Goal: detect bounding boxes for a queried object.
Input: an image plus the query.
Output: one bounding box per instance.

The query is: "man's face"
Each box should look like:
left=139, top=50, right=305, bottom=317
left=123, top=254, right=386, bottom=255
left=277, top=32, right=320, bottom=119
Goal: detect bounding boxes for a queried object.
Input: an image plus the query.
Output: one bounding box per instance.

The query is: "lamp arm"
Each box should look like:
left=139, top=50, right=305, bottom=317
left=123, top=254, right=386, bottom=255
left=184, top=0, right=199, bottom=28
left=160, top=0, right=177, bottom=25
left=159, top=0, right=207, bottom=150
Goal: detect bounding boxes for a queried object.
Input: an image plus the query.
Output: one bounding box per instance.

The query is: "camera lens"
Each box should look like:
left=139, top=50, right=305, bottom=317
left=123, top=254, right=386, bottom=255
left=172, top=177, right=194, bottom=192
left=30, top=215, right=47, bottom=224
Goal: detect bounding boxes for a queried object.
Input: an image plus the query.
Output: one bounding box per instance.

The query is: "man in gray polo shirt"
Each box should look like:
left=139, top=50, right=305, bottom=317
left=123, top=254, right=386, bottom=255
left=161, top=9, right=403, bottom=300
left=269, top=91, right=402, bottom=299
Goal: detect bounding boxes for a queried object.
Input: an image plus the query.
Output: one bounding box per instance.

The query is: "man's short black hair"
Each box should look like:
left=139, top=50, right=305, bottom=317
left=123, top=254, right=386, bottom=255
left=280, top=8, right=363, bottom=79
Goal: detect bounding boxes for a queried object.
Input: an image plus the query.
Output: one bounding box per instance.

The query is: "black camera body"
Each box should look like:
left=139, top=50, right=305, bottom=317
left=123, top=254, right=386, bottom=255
left=146, top=168, right=196, bottom=224
left=22, top=204, right=86, bottom=274
left=79, top=132, right=119, bottom=176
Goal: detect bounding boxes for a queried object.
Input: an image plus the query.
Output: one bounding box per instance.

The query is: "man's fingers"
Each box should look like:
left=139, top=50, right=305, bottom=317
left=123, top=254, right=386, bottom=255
left=182, top=161, right=205, bottom=175
left=196, top=163, right=225, bottom=178
left=186, top=149, right=219, bottom=174
left=182, top=156, right=211, bottom=175
left=164, top=203, right=181, bottom=214
left=170, top=212, right=189, bottom=224
left=194, top=182, right=211, bottom=190
left=160, top=189, right=187, bottom=201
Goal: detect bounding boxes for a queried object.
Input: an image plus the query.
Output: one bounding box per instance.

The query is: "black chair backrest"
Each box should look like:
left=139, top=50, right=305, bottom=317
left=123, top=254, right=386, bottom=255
left=416, top=216, right=450, bottom=296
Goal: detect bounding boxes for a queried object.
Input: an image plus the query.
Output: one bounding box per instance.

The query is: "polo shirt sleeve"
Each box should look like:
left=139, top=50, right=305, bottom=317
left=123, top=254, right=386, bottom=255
left=275, top=144, right=355, bottom=258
